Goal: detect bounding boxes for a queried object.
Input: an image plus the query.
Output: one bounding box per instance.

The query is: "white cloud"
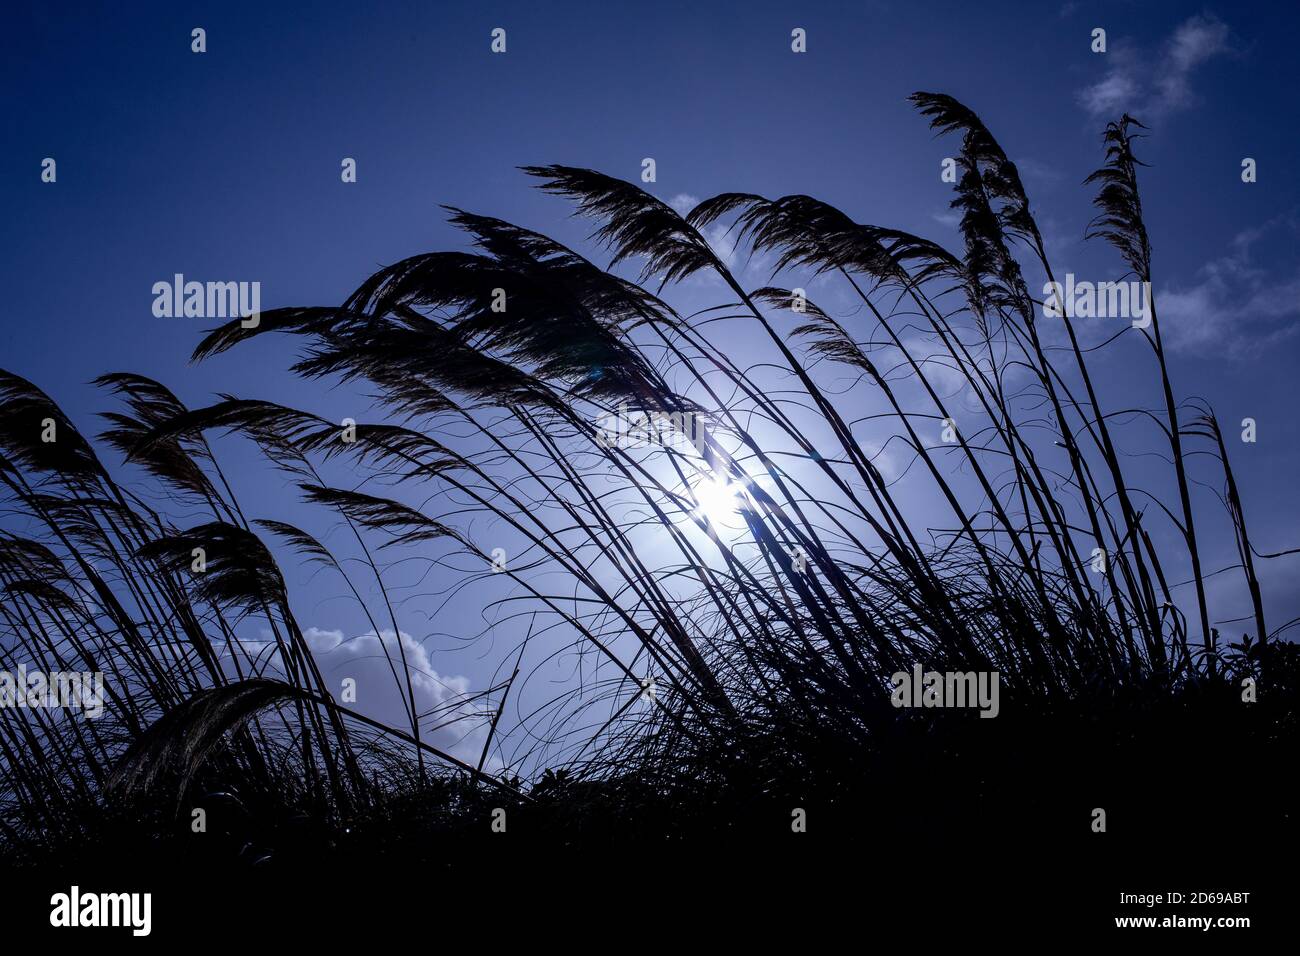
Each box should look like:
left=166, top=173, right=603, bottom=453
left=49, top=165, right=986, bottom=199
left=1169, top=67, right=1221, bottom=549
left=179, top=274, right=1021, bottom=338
left=1158, top=219, right=1300, bottom=357
left=667, top=193, right=699, bottom=216
left=1077, top=14, right=1231, bottom=119
left=702, top=221, right=739, bottom=271
left=1078, top=61, right=1141, bottom=117
left=239, top=626, right=492, bottom=767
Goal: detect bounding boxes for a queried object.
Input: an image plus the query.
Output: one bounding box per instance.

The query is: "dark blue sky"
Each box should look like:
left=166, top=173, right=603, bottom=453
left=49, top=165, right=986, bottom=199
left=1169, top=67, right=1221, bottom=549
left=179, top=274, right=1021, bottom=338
left=4, top=0, right=1298, bottom=763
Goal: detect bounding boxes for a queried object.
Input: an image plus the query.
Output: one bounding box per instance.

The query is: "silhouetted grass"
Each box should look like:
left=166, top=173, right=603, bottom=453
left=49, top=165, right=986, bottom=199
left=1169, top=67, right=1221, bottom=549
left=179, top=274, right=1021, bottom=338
left=1, top=94, right=1294, bottom=870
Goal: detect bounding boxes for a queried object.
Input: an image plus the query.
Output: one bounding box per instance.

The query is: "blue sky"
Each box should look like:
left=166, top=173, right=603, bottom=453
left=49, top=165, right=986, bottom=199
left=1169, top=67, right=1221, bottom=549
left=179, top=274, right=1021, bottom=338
left=3, top=0, right=1298, bottom=767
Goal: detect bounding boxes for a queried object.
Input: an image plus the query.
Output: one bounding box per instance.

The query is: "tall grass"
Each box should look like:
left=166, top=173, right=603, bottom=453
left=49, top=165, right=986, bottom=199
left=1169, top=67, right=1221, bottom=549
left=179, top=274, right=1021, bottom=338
left=0, top=95, right=1290, bottom=861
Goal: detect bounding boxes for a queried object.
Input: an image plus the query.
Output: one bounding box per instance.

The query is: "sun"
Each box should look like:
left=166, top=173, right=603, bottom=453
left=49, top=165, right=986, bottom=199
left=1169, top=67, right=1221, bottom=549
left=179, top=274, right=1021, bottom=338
left=691, top=475, right=746, bottom=528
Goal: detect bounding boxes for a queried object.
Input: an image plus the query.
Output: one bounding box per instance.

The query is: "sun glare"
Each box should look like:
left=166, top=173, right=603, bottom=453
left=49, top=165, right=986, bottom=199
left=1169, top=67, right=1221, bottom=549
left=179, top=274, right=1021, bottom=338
left=691, top=475, right=746, bottom=527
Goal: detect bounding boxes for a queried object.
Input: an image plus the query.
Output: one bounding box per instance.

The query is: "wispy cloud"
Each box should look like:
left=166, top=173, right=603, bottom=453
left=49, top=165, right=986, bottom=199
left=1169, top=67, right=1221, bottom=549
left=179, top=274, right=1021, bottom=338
left=1014, top=157, right=1065, bottom=187
left=930, top=209, right=961, bottom=229
left=1159, top=218, right=1300, bottom=357
left=1078, top=13, right=1231, bottom=119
